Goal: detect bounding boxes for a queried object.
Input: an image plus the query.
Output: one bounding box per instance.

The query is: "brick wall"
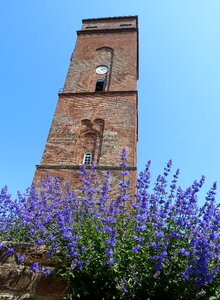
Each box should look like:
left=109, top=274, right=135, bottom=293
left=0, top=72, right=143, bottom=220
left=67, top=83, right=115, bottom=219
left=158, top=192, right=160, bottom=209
left=40, top=92, right=137, bottom=167
left=64, top=30, right=138, bottom=93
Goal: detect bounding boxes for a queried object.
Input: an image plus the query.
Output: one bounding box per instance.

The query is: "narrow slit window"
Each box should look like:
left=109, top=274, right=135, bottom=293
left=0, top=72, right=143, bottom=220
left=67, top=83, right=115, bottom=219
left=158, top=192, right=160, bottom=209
left=85, top=26, right=98, bottom=29
left=95, top=80, right=105, bottom=92
left=83, top=152, right=92, bottom=165
left=120, top=23, right=132, bottom=27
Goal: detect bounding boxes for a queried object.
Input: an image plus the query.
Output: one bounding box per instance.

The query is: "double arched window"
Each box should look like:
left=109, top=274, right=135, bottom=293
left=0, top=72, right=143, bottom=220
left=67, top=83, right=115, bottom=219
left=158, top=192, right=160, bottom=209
left=80, top=118, right=105, bottom=165
left=83, top=152, right=92, bottom=165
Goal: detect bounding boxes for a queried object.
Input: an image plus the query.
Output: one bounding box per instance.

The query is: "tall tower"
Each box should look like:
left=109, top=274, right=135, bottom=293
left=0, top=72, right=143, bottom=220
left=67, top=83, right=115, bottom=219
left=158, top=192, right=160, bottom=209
left=35, top=16, right=139, bottom=191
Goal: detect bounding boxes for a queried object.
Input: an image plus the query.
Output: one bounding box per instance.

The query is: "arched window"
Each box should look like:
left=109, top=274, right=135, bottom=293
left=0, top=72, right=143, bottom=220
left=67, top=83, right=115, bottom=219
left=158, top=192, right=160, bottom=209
left=83, top=152, right=92, bottom=165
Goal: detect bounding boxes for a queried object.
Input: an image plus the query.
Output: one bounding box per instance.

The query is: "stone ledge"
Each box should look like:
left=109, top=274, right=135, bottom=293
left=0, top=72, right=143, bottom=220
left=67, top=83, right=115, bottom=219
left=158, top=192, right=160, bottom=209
left=0, top=292, right=31, bottom=300
left=36, top=164, right=137, bottom=171
left=0, top=243, right=56, bottom=266
left=0, top=265, right=35, bottom=292
left=0, top=244, right=68, bottom=299
left=58, top=90, right=137, bottom=97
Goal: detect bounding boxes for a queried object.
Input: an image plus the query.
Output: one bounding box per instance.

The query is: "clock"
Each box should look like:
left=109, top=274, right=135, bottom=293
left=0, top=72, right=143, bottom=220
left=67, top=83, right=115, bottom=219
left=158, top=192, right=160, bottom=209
left=96, top=65, right=108, bottom=75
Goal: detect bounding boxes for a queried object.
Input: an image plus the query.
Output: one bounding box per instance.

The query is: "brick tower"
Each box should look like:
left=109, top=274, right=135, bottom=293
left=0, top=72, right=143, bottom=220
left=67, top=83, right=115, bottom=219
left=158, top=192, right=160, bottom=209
left=35, top=16, right=139, bottom=192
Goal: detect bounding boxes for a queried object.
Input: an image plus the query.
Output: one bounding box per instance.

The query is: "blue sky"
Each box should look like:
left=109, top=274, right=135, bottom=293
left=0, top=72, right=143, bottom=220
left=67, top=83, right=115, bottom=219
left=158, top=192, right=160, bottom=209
left=1, top=1, right=220, bottom=204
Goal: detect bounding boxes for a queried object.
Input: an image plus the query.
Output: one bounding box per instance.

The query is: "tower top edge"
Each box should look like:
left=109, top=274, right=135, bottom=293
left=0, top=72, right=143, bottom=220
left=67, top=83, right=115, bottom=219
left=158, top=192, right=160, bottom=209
left=80, top=16, right=138, bottom=31
left=82, top=15, right=138, bottom=23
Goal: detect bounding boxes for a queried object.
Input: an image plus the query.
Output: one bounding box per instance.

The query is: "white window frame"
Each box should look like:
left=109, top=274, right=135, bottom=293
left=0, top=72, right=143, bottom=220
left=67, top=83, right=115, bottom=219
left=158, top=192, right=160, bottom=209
left=83, top=152, right=92, bottom=164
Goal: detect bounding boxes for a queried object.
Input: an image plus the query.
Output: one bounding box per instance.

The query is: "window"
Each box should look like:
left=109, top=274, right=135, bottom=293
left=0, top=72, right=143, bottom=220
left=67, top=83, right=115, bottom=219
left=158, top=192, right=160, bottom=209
left=85, top=26, right=97, bottom=29
left=83, top=152, right=92, bottom=164
left=95, top=80, right=105, bottom=92
left=120, top=23, right=132, bottom=27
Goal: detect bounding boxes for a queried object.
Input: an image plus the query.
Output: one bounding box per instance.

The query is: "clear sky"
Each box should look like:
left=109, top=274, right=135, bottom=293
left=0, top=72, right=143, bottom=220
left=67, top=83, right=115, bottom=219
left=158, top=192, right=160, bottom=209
left=1, top=1, right=220, bottom=204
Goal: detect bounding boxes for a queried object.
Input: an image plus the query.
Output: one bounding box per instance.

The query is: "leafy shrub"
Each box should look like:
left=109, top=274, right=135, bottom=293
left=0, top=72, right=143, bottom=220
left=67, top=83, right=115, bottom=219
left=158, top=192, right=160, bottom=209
left=0, top=150, right=220, bottom=299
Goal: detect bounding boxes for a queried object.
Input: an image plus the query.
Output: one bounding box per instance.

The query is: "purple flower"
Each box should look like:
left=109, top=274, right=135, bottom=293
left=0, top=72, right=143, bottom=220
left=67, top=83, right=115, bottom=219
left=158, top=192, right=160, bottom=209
left=106, top=258, right=114, bottom=266
left=121, top=170, right=129, bottom=176
left=155, top=261, right=163, bottom=272
left=155, top=231, right=164, bottom=239
left=135, top=224, right=147, bottom=232
left=37, top=239, right=43, bottom=246
left=30, top=262, right=40, bottom=273
left=181, top=271, right=189, bottom=280
left=0, top=242, right=6, bottom=250
left=151, top=243, right=160, bottom=251
left=120, top=278, right=128, bottom=294
left=133, top=236, right=144, bottom=242
left=67, top=241, right=77, bottom=249
left=105, top=248, right=113, bottom=257
left=6, top=247, right=14, bottom=256
left=105, top=237, right=116, bottom=247
left=132, top=245, right=142, bottom=254
left=103, top=226, right=112, bottom=234
left=136, top=214, right=147, bottom=222
left=180, top=249, right=190, bottom=257
left=29, top=229, right=35, bottom=235
left=70, top=250, right=78, bottom=258
left=42, top=267, right=51, bottom=276
left=18, top=255, right=25, bottom=263
left=77, top=260, right=84, bottom=270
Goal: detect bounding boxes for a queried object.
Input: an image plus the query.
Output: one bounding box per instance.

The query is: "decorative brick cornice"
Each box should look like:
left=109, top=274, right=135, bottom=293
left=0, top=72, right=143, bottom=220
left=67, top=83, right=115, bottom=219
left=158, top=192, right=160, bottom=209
left=36, top=164, right=137, bottom=171
left=77, top=27, right=137, bottom=36
left=58, top=90, right=138, bottom=97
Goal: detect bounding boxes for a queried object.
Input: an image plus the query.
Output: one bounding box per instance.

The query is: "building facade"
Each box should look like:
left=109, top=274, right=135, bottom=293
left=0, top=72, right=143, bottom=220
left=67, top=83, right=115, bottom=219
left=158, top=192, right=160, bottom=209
left=35, top=16, right=139, bottom=191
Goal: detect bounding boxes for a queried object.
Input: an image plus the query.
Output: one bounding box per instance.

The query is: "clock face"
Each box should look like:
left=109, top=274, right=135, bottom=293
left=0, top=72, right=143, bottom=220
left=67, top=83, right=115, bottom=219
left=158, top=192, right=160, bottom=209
left=96, top=65, right=108, bottom=75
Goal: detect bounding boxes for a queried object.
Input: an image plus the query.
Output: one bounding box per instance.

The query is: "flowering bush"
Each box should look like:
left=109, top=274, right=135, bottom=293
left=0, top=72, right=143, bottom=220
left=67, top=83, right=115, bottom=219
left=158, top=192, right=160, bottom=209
left=0, top=150, right=220, bottom=299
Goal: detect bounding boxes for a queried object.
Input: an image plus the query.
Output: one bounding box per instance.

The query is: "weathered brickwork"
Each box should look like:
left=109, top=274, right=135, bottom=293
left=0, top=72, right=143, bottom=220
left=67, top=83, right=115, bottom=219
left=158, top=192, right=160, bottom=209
left=34, top=15, right=138, bottom=195
left=40, top=93, right=137, bottom=166
left=64, top=32, right=138, bottom=93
